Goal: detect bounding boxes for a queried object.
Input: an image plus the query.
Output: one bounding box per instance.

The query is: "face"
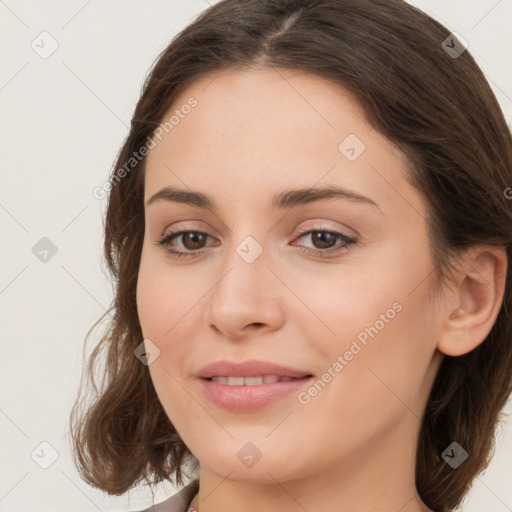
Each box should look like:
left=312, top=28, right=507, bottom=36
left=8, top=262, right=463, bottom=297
left=136, top=67, right=445, bottom=485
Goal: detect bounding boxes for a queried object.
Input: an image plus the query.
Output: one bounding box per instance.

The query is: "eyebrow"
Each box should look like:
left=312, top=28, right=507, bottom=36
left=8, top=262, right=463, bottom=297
left=145, top=185, right=384, bottom=215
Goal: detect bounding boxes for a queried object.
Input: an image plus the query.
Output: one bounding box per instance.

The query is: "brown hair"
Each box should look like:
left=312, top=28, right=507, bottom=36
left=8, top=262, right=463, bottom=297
left=69, top=1, right=512, bottom=510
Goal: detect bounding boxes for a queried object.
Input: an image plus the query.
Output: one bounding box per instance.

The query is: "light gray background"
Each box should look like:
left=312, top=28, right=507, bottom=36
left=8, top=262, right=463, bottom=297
left=1, top=1, right=511, bottom=511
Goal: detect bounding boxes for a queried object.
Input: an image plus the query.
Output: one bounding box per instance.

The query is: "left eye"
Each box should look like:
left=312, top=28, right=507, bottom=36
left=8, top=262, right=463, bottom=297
left=155, top=228, right=357, bottom=258
left=293, top=229, right=357, bottom=256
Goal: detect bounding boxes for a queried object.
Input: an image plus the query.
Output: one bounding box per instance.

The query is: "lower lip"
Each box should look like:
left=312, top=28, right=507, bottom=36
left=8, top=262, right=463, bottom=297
left=198, top=377, right=314, bottom=411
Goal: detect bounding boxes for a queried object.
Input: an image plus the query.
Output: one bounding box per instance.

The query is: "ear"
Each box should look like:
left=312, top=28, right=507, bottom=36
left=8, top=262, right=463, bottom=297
left=437, top=245, right=508, bottom=357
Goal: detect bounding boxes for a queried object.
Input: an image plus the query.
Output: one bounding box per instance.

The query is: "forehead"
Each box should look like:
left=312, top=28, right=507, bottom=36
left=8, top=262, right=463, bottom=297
left=144, top=67, right=424, bottom=220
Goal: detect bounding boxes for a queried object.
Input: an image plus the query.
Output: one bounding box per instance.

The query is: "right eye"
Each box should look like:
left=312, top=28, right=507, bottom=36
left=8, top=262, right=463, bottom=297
left=155, top=230, right=217, bottom=257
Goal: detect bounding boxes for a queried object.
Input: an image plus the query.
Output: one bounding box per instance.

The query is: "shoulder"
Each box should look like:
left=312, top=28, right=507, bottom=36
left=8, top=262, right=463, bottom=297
left=131, top=479, right=200, bottom=512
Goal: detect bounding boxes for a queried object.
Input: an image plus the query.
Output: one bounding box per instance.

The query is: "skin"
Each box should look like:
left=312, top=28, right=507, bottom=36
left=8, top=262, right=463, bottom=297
left=136, top=67, right=507, bottom=512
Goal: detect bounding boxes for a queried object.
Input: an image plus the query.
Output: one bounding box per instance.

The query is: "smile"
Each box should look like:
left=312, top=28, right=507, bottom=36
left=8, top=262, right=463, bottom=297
left=209, top=375, right=300, bottom=385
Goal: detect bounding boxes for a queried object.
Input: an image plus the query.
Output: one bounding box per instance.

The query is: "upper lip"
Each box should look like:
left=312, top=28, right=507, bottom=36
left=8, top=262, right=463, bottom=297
left=196, top=359, right=313, bottom=379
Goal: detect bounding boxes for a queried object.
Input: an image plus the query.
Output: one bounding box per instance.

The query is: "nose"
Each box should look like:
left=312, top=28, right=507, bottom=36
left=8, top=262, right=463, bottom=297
left=204, top=248, right=285, bottom=340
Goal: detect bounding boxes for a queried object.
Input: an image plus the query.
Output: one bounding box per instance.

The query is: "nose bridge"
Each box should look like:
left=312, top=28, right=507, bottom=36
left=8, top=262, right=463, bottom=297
left=215, top=232, right=272, bottom=304
left=219, top=210, right=272, bottom=277
left=204, top=228, right=284, bottom=335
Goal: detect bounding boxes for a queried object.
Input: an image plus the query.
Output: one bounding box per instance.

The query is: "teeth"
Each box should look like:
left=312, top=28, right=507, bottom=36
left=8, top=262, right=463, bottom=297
left=227, top=376, right=244, bottom=386
left=210, top=375, right=295, bottom=386
left=244, top=376, right=263, bottom=385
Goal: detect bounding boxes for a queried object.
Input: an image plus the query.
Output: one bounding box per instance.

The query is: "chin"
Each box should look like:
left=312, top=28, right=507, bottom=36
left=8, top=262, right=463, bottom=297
left=196, top=441, right=308, bottom=484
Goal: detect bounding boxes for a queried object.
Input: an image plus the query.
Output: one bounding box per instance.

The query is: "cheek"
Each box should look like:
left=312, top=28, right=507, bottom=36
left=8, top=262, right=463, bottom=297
left=326, top=272, right=437, bottom=420
left=297, top=243, right=436, bottom=402
left=283, top=249, right=404, bottom=356
left=136, top=251, right=205, bottom=404
left=136, top=257, right=195, bottom=427
left=136, top=250, right=201, bottom=341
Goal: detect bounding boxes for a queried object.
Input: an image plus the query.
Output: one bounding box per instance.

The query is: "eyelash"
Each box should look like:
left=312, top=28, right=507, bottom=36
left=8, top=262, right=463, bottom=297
left=154, top=226, right=357, bottom=259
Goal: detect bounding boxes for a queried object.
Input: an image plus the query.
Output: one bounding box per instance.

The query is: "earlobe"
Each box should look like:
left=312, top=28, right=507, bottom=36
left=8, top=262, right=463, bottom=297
left=437, top=246, right=507, bottom=357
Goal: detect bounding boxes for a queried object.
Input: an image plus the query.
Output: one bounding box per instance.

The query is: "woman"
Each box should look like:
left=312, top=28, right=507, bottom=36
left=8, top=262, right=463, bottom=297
left=70, top=1, right=512, bottom=511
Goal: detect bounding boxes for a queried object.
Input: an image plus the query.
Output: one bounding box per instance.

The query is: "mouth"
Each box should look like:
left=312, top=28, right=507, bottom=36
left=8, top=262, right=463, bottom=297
left=196, top=359, right=314, bottom=380
left=196, top=360, right=315, bottom=411
left=205, top=375, right=312, bottom=385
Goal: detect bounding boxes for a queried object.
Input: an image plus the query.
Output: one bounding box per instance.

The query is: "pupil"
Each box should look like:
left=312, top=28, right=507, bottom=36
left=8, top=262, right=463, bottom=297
left=184, top=232, right=205, bottom=250
left=312, top=232, right=335, bottom=249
